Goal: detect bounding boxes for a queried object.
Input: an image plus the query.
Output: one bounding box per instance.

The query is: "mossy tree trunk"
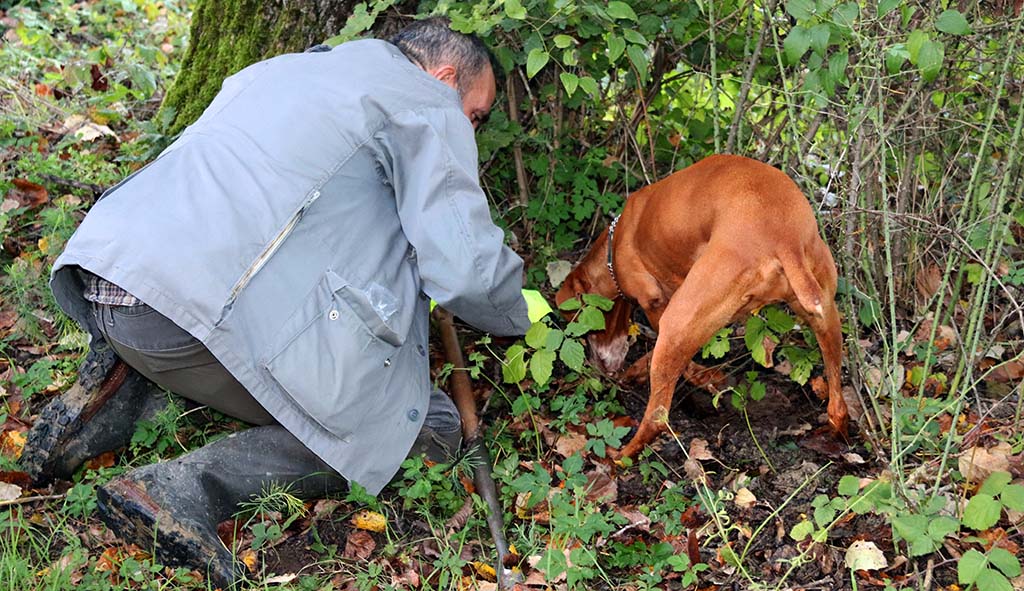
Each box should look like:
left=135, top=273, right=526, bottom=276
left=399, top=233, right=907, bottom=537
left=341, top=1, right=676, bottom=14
left=160, top=0, right=415, bottom=134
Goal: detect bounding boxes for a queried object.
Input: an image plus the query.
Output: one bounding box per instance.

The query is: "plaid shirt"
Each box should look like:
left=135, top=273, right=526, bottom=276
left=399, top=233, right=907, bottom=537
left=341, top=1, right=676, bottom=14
left=82, top=272, right=143, bottom=307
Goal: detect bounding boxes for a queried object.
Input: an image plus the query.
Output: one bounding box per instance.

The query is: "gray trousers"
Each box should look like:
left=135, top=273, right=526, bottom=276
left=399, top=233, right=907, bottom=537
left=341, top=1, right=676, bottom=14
left=91, top=302, right=462, bottom=458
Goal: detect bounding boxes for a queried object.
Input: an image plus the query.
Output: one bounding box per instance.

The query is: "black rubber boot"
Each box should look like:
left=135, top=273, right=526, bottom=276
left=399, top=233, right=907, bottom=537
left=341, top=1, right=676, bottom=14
left=21, top=339, right=168, bottom=485
left=97, top=425, right=346, bottom=589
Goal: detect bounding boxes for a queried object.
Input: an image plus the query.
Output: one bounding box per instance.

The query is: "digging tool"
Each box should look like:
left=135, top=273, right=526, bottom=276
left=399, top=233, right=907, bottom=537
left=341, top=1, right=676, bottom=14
left=435, top=308, right=522, bottom=589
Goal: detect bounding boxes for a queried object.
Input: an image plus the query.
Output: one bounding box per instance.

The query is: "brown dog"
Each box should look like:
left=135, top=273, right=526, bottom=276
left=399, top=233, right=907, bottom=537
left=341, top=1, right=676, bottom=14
left=556, top=155, right=848, bottom=459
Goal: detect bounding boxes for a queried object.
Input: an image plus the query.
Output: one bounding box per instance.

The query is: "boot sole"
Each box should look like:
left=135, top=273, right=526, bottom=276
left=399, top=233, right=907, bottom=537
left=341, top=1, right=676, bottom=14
left=22, top=348, right=126, bottom=484
left=98, top=478, right=238, bottom=588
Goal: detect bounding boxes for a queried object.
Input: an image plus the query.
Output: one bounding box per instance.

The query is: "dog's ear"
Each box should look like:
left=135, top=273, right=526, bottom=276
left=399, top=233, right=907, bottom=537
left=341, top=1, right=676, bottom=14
left=554, top=270, right=590, bottom=309
left=587, top=298, right=633, bottom=374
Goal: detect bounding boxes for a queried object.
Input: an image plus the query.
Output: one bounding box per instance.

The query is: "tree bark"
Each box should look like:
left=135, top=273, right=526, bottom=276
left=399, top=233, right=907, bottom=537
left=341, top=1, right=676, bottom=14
left=160, top=0, right=414, bottom=134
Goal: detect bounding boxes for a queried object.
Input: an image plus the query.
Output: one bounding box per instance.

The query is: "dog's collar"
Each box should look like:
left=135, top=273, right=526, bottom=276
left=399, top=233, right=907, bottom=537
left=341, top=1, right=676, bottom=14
left=606, top=214, right=625, bottom=299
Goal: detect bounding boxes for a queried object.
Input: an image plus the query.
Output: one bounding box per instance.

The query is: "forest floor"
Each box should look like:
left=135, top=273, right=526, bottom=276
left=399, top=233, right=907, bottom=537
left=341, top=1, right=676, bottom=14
left=1, top=1, right=1022, bottom=591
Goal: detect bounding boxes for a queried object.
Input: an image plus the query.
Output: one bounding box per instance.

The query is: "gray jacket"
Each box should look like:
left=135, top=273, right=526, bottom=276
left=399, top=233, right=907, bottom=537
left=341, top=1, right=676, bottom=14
left=51, top=40, right=531, bottom=494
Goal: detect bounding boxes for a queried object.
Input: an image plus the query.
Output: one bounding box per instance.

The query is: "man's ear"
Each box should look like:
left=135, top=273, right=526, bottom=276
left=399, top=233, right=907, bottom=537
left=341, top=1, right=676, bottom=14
left=426, top=64, right=458, bottom=89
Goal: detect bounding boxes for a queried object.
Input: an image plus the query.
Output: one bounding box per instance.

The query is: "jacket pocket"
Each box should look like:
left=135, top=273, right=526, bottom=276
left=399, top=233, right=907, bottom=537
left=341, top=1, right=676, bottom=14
left=262, top=270, right=398, bottom=439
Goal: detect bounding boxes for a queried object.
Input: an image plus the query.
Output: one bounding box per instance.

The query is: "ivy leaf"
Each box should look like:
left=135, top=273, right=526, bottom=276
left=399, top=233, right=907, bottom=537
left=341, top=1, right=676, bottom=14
left=784, top=25, right=811, bottom=64
left=607, top=34, right=626, bottom=61
left=526, top=48, right=550, bottom=78
left=553, top=34, right=575, bottom=48
left=578, top=75, right=599, bottom=97
left=917, top=40, right=944, bottom=83
left=560, top=338, right=586, bottom=371
left=530, top=349, right=556, bottom=385
left=786, top=0, right=815, bottom=20
left=935, top=9, right=970, bottom=35
left=626, top=44, right=649, bottom=83
left=559, top=72, right=579, bottom=96
left=502, top=344, right=528, bottom=383
left=962, top=493, right=1001, bottom=531
left=504, top=0, right=526, bottom=20
left=606, top=1, right=638, bottom=21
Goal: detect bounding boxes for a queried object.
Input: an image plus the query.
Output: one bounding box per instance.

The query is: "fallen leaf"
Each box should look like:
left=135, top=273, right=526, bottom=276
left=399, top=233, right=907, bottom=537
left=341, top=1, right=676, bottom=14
left=0, top=430, right=27, bottom=460
left=351, top=509, right=387, bottom=533
left=545, top=260, right=573, bottom=289
left=1, top=198, right=19, bottom=213
left=684, top=457, right=707, bottom=485
left=915, top=263, right=942, bottom=302
left=959, top=444, right=1012, bottom=485
left=844, top=540, right=887, bottom=571
left=734, top=487, right=757, bottom=509
left=7, top=178, right=48, bottom=209
left=343, top=530, right=375, bottom=560
left=472, top=561, right=497, bottom=581
left=554, top=432, right=587, bottom=458
left=84, top=451, right=116, bottom=471
left=0, top=481, right=22, bottom=502
left=842, top=452, right=867, bottom=464
left=240, top=548, right=257, bottom=573
left=264, top=574, right=298, bottom=585
left=990, top=360, right=1024, bottom=383
left=73, top=122, right=118, bottom=143
left=689, top=438, right=715, bottom=461
left=583, top=467, right=617, bottom=504
left=611, top=506, right=651, bottom=538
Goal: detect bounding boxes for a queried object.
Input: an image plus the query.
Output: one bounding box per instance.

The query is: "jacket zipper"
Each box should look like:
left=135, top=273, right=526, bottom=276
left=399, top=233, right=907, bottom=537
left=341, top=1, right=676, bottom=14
left=226, top=188, right=323, bottom=304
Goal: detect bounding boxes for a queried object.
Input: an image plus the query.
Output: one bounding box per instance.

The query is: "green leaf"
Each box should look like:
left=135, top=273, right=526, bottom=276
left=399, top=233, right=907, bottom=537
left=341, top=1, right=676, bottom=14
left=989, top=548, right=1022, bottom=578
left=578, top=76, right=599, bottom=97
left=553, top=34, right=575, bottom=48
left=559, top=72, right=579, bottom=96
left=607, top=1, right=638, bottom=21
left=543, top=328, right=564, bottom=352
left=562, top=48, right=578, bottom=67
left=927, top=516, right=960, bottom=540
left=764, top=306, right=795, bottom=333
left=976, top=570, right=1014, bottom=591
left=789, top=519, right=814, bottom=541
left=582, top=293, right=615, bottom=311
left=558, top=297, right=581, bottom=311
left=878, top=0, right=900, bottom=17
left=959, top=549, right=987, bottom=584
left=809, top=23, right=831, bottom=55
left=623, top=29, right=646, bottom=45
left=834, top=2, right=859, bottom=27
left=979, top=471, right=1013, bottom=496
left=962, top=493, right=1001, bottom=531
left=560, top=339, right=586, bottom=371
left=626, top=44, right=649, bottom=83
left=917, top=40, right=944, bottom=82
left=579, top=306, right=607, bottom=331
left=784, top=25, right=812, bottom=64
left=538, top=546, right=568, bottom=580
left=907, top=29, right=929, bottom=62
left=838, top=474, right=860, bottom=497
left=886, top=44, right=909, bottom=74
left=786, top=0, right=815, bottom=20
left=504, top=0, right=527, bottom=20
left=829, top=50, right=849, bottom=82
left=525, top=322, right=550, bottom=349
left=1001, top=484, right=1024, bottom=511
left=701, top=328, right=731, bottom=359
left=607, top=34, right=626, bottom=61
left=935, top=9, right=970, bottom=35
left=530, top=349, right=556, bottom=385
left=503, top=345, right=528, bottom=383
left=526, top=48, right=550, bottom=78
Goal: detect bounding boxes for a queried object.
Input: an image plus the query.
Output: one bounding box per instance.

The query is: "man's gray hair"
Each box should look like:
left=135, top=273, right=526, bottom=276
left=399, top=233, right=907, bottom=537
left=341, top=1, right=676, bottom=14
left=389, top=17, right=498, bottom=93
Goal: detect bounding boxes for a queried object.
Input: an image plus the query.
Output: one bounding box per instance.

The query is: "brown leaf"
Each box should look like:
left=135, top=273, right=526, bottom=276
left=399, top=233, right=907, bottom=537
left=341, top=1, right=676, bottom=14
left=977, top=527, right=1020, bottom=556
left=583, top=468, right=617, bottom=504
left=343, top=530, right=376, bottom=560
left=8, top=178, right=48, bottom=208
left=554, top=432, right=587, bottom=458
left=0, top=470, right=31, bottom=489
left=915, top=263, right=942, bottom=302
left=0, top=430, right=26, bottom=460
left=959, top=444, right=1012, bottom=485
left=734, top=487, right=757, bottom=509
left=990, top=360, right=1024, bottom=383
left=688, top=438, right=715, bottom=461
left=90, top=64, right=108, bottom=91
left=686, top=529, right=701, bottom=566
left=761, top=335, right=777, bottom=367
left=84, top=451, right=116, bottom=471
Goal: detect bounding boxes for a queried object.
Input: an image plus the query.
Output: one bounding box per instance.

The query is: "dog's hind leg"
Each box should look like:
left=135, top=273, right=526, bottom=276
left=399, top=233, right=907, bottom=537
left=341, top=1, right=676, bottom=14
left=616, top=251, right=755, bottom=459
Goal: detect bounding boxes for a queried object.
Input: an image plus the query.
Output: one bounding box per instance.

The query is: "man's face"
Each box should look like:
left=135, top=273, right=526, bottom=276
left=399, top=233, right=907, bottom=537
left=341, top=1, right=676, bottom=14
left=427, top=64, right=496, bottom=131
left=458, top=66, right=496, bottom=130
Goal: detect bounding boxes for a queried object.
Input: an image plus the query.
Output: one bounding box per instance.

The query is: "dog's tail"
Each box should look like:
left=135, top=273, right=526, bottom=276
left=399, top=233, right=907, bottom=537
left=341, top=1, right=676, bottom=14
left=779, top=251, right=825, bottom=318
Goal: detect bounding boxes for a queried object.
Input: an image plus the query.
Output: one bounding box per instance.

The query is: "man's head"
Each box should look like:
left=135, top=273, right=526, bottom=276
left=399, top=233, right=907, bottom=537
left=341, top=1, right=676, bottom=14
left=389, top=17, right=497, bottom=129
